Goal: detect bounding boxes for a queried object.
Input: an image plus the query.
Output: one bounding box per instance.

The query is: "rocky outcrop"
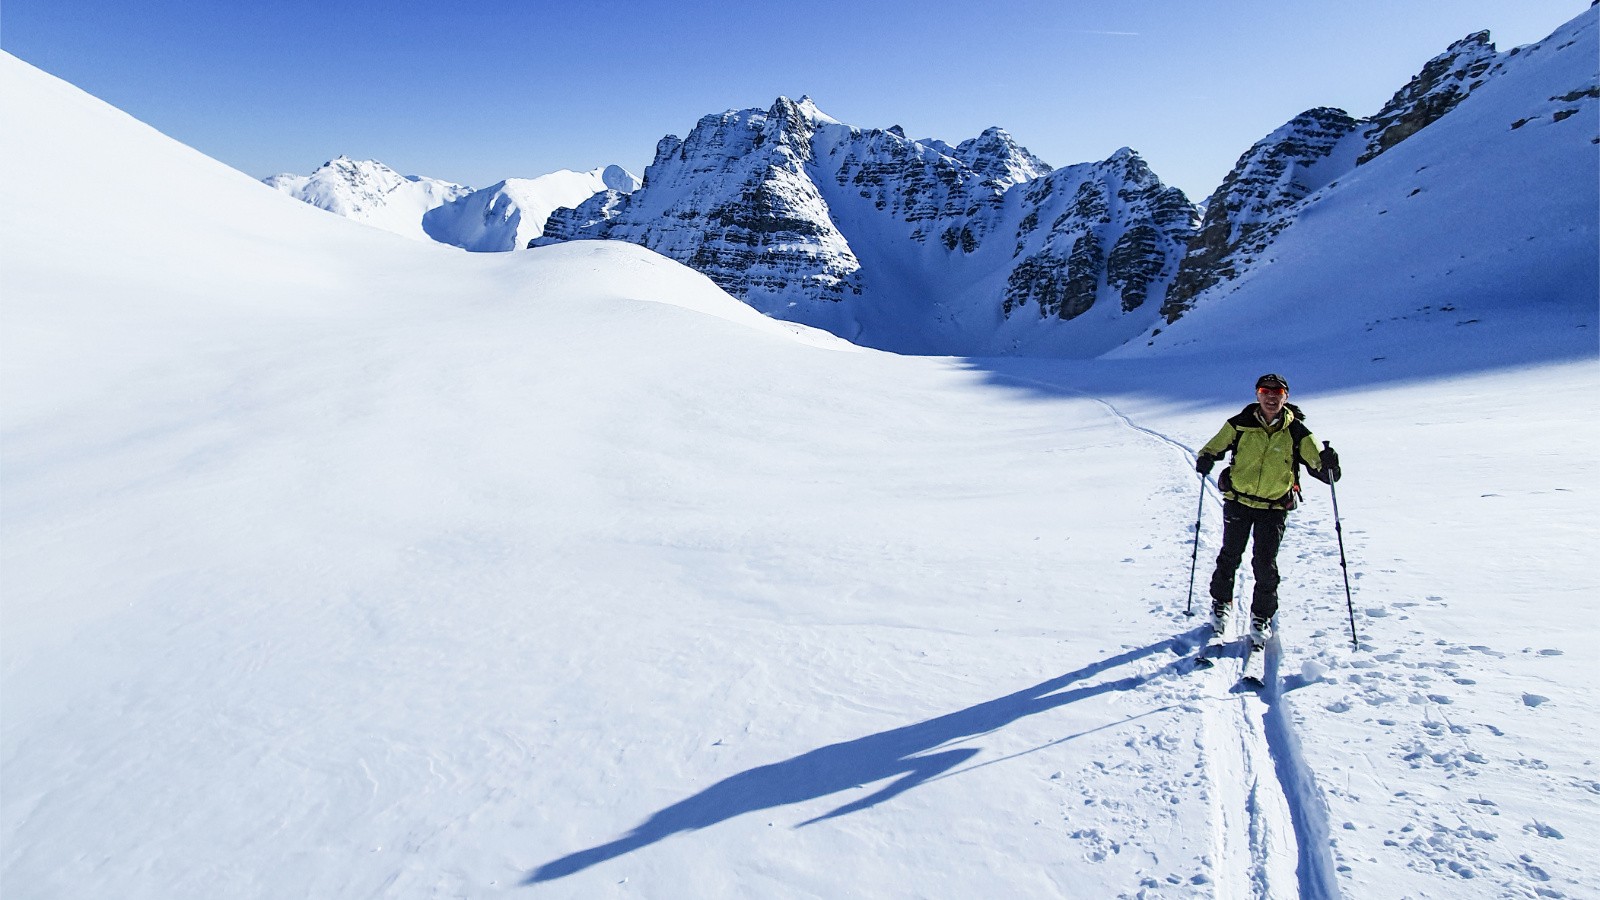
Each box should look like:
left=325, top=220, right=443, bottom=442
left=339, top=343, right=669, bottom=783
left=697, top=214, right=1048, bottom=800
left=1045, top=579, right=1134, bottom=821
left=1359, top=31, right=1501, bottom=164
left=542, top=98, right=863, bottom=307
left=1159, top=108, right=1361, bottom=322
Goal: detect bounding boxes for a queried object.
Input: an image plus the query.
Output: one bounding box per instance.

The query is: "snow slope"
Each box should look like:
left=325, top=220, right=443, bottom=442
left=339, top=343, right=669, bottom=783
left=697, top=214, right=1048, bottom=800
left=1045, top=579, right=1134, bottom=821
left=4, top=41, right=1598, bottom=900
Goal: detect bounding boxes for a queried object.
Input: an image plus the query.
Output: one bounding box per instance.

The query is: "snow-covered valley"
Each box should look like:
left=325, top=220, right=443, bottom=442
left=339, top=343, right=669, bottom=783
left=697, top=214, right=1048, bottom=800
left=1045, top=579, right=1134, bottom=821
left=2, top=16, right=1597, bottom=900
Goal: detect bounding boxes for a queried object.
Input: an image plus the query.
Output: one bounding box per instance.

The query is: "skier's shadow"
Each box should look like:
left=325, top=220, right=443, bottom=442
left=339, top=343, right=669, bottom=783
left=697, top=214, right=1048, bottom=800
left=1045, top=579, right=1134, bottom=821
left=526, top=629, right=1202, bottom=884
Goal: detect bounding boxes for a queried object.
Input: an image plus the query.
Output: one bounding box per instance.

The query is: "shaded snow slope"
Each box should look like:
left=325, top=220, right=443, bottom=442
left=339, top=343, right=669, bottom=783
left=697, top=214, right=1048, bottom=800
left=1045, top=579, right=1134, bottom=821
left=4, top=46, right=1598, bottom=900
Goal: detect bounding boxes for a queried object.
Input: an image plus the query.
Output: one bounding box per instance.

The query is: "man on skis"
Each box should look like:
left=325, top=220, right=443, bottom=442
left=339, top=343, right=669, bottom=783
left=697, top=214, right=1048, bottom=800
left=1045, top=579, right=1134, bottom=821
left=1195, top=374, right=1341, bottom=645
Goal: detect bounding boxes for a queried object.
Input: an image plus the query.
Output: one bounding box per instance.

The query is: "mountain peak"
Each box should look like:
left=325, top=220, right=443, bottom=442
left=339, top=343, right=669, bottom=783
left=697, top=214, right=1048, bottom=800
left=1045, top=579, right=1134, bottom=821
left=953, top=126, right=1053, bottom=186
left=763, top=95, right=842, bottom=134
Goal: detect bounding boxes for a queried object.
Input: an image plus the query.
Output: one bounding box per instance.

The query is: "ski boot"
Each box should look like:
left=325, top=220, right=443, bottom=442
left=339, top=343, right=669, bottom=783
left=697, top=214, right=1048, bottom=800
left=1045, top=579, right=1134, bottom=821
left=1209, top=600, right=1231, bottom=635
left=1248, top=615, right=1273, bottom=647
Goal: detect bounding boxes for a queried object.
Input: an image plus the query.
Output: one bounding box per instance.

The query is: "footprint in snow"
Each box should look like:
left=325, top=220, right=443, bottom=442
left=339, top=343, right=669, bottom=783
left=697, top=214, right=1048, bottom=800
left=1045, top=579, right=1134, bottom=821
left=1522, top=694, right=1550, bottom=708
left=1524, top=822, right=1564, bottom=839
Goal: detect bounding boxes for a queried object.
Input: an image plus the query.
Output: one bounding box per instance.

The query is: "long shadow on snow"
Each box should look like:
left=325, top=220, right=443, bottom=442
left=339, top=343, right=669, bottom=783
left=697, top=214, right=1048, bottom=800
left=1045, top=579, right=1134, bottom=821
left=526, top=628, right=1205, bottom=884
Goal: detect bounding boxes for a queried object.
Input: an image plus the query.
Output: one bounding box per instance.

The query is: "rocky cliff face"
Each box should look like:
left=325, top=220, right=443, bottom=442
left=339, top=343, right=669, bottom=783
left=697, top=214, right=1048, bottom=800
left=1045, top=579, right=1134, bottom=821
left=538, top=97, right=1195, bottom=355
left=1159, top=108, right=1361, bottom=322
left=1002, top=149, right=1195, bottom=324
left=546, top=99, right=866, bottom=309
left=1360, top=31, right=1502, bottom=164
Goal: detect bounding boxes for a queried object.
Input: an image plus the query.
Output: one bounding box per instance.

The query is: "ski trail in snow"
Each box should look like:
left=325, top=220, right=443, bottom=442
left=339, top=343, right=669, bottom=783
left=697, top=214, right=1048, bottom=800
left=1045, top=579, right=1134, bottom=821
left=1257, top=640, right=1343, bottom=899
left=981, top=369, right=1340, bottom=899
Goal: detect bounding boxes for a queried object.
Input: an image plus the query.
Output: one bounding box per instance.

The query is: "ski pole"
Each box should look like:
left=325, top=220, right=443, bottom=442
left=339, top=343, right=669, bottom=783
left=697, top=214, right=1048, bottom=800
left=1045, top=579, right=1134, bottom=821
left=1325, top=441, right=1359, bottom=650
left=1184, top=470, right=1206, bottom=617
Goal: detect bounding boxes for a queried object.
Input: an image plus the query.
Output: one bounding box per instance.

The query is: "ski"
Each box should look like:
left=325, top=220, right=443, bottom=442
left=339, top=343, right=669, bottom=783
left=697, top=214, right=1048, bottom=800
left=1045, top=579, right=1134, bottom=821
left=1188, top=620, right=1228, bottom=671
left=1239, top=637, right=1267, bottom=689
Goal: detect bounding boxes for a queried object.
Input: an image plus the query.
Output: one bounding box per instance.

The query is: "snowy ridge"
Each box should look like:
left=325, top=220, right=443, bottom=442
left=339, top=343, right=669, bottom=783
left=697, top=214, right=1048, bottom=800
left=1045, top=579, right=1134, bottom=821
left=264, top=156, right=472, bottom=243
left=535, top=12, right=1591, bottom=360
left=1359, top=30, right=1503, bottom=164
left=1159, top=109, right=1362, bottom=322
left=265, top=159, right=639, bottom=249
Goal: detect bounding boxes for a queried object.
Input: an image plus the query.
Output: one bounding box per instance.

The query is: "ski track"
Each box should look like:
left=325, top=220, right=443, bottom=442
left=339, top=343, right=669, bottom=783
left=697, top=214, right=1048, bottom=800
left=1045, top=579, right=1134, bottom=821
left=994, top=371, right=1342, bottom=899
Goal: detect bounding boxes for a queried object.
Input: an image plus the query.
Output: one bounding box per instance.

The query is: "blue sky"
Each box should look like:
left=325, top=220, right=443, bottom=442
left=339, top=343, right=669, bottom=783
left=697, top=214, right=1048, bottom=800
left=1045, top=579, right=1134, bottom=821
left=2, top=1, right=1587, bottom=201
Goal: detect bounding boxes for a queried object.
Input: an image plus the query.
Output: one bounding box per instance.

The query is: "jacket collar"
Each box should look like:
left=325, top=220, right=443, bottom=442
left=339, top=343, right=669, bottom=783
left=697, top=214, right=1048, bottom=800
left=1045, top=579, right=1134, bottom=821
left=1254, top=405, right=1292, bottom=431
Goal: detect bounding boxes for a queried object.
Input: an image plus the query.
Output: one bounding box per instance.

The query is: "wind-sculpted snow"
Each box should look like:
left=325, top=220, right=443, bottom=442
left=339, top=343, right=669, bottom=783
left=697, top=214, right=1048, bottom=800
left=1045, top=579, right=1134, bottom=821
left=420, top=168, right=641, bottom=252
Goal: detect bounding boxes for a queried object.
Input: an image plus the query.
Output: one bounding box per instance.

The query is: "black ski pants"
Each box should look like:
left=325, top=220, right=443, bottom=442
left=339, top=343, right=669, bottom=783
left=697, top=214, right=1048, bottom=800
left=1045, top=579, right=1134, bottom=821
left=1209, top=499, right=1288, bottom=621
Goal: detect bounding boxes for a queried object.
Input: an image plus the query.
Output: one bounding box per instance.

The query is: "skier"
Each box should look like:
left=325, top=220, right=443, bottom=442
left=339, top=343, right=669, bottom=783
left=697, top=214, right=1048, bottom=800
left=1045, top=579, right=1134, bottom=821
left=1195, top=374, right=1340, bottom=644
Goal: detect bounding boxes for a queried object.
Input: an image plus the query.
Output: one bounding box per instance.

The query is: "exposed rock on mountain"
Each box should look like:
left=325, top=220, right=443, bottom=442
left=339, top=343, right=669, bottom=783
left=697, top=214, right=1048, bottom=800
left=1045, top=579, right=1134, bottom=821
left=538, top=97, right=1196, bottom=356
left=1002, top=149, right=1194, bottom=327
left=1360, top=31, right=1501, bottom=164
left=1159, top=108, right=1361, bottom=322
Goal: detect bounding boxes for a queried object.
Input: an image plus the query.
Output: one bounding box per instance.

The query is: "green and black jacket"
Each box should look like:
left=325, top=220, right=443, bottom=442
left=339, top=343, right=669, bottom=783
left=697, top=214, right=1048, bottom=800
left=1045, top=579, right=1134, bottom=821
left=1199, top=403, right=1331, bottom=510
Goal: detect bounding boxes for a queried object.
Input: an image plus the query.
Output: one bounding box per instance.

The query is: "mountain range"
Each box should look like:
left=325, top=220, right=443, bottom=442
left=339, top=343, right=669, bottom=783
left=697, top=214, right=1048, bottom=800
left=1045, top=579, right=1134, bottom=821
left=261, top=11, right=1595, bottom=360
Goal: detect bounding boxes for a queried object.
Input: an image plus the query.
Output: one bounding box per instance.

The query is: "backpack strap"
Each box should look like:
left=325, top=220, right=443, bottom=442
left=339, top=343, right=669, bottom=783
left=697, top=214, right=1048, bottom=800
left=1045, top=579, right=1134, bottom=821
left=1288, top=418, right=1311, bottom=488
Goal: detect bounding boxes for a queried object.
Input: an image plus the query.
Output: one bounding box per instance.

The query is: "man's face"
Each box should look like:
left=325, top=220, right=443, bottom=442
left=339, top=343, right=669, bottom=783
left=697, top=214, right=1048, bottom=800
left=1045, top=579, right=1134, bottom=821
left=1257, top=386, right=1287, bottom=419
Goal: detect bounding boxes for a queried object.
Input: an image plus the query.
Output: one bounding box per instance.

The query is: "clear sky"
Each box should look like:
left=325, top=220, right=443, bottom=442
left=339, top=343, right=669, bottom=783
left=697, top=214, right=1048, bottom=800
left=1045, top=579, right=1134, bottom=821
left=2, top=1, right=1588, bottom=201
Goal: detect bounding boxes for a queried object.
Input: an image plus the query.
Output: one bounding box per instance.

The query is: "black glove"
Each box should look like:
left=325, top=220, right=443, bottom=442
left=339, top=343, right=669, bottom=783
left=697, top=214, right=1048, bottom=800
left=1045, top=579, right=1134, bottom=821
left=1196, top=455, right=1215, bottom=476
left=1320, top=445, right=1341, bottom=482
